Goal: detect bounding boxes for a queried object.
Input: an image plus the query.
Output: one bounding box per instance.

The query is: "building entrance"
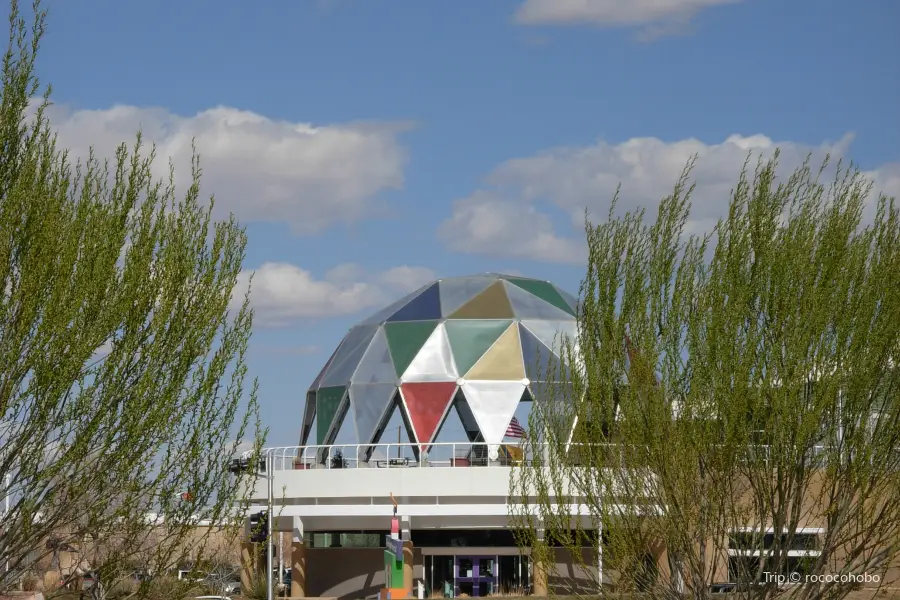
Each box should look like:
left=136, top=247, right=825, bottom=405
left=422, top=544, right=531, bottom=598
left=455, top=555, right=498, bottom=597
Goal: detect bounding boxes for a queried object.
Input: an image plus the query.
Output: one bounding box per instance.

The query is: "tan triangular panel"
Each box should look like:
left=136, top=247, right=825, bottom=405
left=465, top=322, right=525, bottom=380
left=449, top=281, right=514, bottom=319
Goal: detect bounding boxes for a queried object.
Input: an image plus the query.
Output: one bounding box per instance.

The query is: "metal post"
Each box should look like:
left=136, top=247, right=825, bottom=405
left=4, top=473, right=9, bottom=573
left=278, top=533, right=283, bottom=590
left=597, top=521, right=603, bottom=590
left=266, top=451, right=274, bottom=600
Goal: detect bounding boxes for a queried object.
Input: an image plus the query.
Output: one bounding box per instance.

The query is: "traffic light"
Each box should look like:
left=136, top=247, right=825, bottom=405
left=249, top=510, right=269, bottom=543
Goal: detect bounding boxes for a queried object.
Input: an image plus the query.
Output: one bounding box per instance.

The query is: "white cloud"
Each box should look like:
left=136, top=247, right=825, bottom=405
left=42, top=103, right=409, bottom=234
left=440, top=133, right=900, bottom=263
left=514, top=0, right=743, bottom=34
left=438, top=190, right=586, bottom=263
left=233, top=262, right=437, bottom=327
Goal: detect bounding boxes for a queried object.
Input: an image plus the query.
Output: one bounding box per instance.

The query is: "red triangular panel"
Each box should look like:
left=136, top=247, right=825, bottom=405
left=401, top=382, right=457, bottom=450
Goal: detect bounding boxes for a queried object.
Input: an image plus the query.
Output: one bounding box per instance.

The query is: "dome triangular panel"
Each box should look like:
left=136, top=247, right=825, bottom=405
left=505, top=277, right=575, bottom=316
left=449, top=281, right=514, bottom=319
left=350, top=382, right=396, bottom=444
left=520, top=320, right=577, bottom=356
left=350, top=328, right=396, bottom=384
left=359, top=284, right=430, bottom=325
left=460, top=380, right=527, bottom=446
left=386, top=283, right=442, bottom=322
left=320, top=325, right=378, bottom=387
left=445, top=320, right=512, bottom=375
left=438, top=276, right=495, bottom=316
left=401, top=382, right=457, bottom=449
left=309, top=342, right=342, bottom=391
left=519, top=323, right=560, bottom=382
left=316, top=385, right=347, bottom=445
left=465, top=322, right=525, bottom=380
left=384, top=320, right=439, bottom=378
left=401, top=323, right=458, bottom=382
left=504, top=280, right=574, bottom=320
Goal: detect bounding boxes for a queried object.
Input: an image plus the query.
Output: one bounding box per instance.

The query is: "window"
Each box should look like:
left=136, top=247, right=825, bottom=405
left=727, top=529, right=822, bottom=584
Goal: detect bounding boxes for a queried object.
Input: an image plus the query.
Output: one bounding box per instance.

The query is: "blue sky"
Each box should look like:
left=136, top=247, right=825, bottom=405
left=31, top=0, right=900, bottom=448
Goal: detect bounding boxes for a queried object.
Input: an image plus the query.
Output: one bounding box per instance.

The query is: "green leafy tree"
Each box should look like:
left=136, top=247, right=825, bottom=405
left=0, top=1, right=264, bottom=597
left=511, top=154, right=900, bottom=600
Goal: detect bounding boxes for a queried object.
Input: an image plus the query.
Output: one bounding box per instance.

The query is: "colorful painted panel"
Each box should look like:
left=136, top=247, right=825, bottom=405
left=444, top=319, right=512, bottom=375
left=386, top=283, right=443, bottom=322
left=401, top=323, right=458, bottom=382
left=384, top=320, right=439, bottom=377
left=316, top=385, right=346, bottom=445
left=460, top=380, right=527, bottom=446
left=350, top=382, right=397, bottom=444
left=449, top=281, right=515, bottom=319
left=504, top=277, right=576, bottom=316
left=350, top=327, right=396, bottom=384
left=465, top=322, right=525, bottom=380
left=438, top=276, right=494, bottom=316
left=401, top=382, right=457, bottom=448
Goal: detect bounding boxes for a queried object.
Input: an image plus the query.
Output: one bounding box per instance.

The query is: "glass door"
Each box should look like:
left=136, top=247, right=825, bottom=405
left=477, top=556, right=497, bottom=596
left=454, top=555, right=499, bottom=597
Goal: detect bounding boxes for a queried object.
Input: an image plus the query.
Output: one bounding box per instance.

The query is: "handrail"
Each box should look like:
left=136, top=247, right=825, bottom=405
left=247, top=442, right=839, bottom=471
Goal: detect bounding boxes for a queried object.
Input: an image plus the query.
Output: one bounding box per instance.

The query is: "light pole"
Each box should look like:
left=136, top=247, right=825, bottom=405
left=266, top=450, right=274, bottom=600
left=228, top=449, right=275, bottom=600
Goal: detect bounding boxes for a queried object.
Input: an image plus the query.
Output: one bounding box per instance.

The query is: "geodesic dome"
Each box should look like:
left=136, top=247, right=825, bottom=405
left=300, top=273, right=579, bottom=450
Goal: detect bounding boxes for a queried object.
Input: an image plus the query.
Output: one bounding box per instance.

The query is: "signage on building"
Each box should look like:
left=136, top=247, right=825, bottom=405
left=386, top=536, right=403, bottom=559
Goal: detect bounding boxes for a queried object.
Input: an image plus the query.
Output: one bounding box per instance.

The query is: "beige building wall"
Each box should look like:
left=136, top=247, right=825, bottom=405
left=548, top=547, right=599, bottom=595
left=303, top=548, right=425, bottom=600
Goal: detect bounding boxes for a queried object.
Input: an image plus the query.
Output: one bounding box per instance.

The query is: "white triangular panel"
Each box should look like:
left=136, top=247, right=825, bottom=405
left=402, top=323, right=459, bottom=382
left=460, top=379, right=527, bottom=446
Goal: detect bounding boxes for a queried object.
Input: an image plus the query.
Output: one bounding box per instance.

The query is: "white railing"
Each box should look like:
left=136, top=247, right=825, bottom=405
left=250, top=443, right=840, bottom=471
left=264, top=442, right=534, bottom=470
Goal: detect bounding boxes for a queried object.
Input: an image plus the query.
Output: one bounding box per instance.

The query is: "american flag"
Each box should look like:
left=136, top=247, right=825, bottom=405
left=506, top=416, right=526, bottom=438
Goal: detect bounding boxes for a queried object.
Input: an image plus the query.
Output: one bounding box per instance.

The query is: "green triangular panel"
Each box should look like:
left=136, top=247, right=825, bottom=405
left=445, top=320, right=513, bottom=375
left=504, top=277, right=575, bottom=316
left=384, top=320, right=440, bottom=377
left=316, top=385, right=346, bottom=445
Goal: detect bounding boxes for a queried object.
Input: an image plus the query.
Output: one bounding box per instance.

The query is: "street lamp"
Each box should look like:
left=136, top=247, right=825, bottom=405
left=228, top=449, right=274, bottom=600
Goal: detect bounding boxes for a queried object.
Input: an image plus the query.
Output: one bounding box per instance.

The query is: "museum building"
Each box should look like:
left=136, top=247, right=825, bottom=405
left=245, top=274, right=598, bottom=599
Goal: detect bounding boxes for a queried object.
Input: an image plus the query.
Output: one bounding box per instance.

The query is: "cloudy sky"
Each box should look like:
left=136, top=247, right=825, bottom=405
left=34, top=0, right=899, bottom=446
